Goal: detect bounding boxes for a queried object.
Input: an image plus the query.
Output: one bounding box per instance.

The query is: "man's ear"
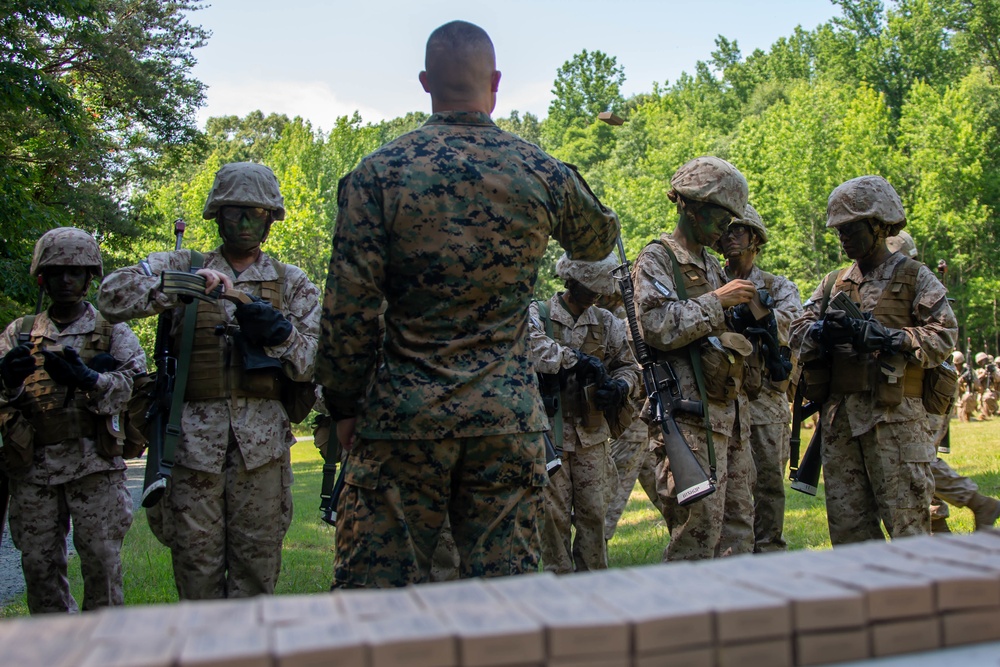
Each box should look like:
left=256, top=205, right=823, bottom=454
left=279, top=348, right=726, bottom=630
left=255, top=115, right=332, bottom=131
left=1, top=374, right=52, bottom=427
left=491, top=70, right=501, bottom=93
left=419, top=70, right=431, bottom=93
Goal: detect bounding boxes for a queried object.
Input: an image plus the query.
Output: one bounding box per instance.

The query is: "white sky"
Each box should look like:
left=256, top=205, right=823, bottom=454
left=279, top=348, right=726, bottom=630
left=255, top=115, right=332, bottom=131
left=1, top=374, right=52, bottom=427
left=190, top=0, right=840, bottom=132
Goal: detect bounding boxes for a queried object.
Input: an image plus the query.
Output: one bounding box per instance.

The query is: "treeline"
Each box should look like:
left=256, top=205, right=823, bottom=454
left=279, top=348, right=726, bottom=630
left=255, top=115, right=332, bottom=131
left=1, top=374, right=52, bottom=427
left=4, top=1, right=1000, bottom=352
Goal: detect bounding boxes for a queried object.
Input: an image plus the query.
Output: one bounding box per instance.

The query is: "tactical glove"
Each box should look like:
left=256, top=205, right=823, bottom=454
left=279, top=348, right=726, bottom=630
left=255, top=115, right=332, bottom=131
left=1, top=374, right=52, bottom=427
left=809, top=309, right=857, bottom=346
left=235, top=297, right=294, bottom=347
left=594, top=377, right=629, bottom=411
left=727, top=303, right=757, bottom=333
left=88, top=352, right=119, bottom=373
left=853, top=317, right=909, bottom=354
left=574, top=350, right=608, bottom=385
left=41, top=346, right=100, bottom=390
left=0, top=344, right=36, bottom=389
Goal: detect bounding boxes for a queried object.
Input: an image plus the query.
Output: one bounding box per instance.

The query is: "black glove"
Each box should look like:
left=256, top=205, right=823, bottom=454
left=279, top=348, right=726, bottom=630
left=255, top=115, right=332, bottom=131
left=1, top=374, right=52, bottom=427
left=41, top=346, right=99, bottom=390
left=853, top=316, right=909, bottom=354
left=728, top=303, right=757, bottom=333
left=574, top=350, right=608, bottom=385
left=594, top=377, right=629, bottom=411
left=88, top=352, right=119, bottom=374
left=809, top=309, right=857, bottom=346
left=0, top=344, right=36, bottom=389
left=235, top=297, right=294, bottom=347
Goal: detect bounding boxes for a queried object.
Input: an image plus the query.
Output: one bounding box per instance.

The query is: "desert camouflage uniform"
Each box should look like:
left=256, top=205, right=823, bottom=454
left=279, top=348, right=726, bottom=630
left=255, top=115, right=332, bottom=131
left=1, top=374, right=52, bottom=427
left=955, top=362, right=979, bottom=422
left=317, top=111, right=619, bottom=588
left=98, top=248, right=319, bottom=599
left=632, top=234, right=754, bottom=561
left=528, top=295, right=639, bottom=573
left=732, top=266, right=802, bottom=553
left=791, top=254, right=957, bottom=544
left=605, top=416, right=662, bottom=539
left=0, top=304, right=144, bottom=612
left=975, top=362, right=999, bottom=419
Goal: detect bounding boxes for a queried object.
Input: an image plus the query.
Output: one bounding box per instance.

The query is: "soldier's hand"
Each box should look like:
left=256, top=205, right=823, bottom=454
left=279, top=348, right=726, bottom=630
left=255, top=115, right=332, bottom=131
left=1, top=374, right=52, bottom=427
left=853, top=318, right=910, bottom=354
left=810, top=309, right=856, bottom=346
left=336, top=417, right=358, bottom=451
left=41, top=346, right=100, bottom=390
left=595, top=377, right=629, bottom=411
left=713, top=279, right=756, bottom=308
left=727, top=303, right=756, bottom=333
left=0, top=343, right=36, bottom=389
left=195, top=268, right=233, bottom=295
left=235, top=297, right=294, bottom=347
left=574, top=350, right=608, bottom=385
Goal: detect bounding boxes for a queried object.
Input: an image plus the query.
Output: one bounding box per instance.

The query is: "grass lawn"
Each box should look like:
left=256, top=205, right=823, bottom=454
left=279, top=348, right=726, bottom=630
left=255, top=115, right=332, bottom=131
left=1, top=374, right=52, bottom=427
left=3, top=418, right=998, bottom=615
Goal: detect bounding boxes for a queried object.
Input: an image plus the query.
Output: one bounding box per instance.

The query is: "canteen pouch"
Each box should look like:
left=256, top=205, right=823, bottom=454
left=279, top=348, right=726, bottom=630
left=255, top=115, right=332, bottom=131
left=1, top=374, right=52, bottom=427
left=923, top=362, right=959, bottom=416
left=874, top=353, right=907, bottom=408
left=700, top=333, right=752, bottom=401
left=96, top=415, right=125, bottom=459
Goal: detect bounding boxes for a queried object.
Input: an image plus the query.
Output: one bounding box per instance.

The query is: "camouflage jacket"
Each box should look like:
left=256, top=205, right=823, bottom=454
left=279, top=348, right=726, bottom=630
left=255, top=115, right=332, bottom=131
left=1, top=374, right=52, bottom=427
left=528, top=295, right=640, bottom=450
left=631, top=233, right=747, bottom=439
left=97, top=248, right=320, bottom=473
left=0, top=303, right=146, bottom=485
left=790, top=252, right=957, bottom=435
left=726, top=264, right=802, bottom=427
left=317, top=111, right=619, bottom=439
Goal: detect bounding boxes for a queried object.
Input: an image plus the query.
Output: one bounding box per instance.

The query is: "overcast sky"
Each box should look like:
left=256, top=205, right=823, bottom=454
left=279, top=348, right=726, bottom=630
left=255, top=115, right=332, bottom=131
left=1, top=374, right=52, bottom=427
left=190, top=0, right=841, bottom=132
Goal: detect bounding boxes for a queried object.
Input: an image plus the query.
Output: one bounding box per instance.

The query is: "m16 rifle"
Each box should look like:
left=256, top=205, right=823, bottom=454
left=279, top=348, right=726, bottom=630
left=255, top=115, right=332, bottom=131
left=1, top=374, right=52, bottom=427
left=611, top=237, right=714, bottom=505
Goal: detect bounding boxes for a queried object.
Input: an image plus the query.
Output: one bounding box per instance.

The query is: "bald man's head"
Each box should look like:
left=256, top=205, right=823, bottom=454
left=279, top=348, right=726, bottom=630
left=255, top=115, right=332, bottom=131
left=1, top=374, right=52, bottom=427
left=420, top=21, right=500, bottom=113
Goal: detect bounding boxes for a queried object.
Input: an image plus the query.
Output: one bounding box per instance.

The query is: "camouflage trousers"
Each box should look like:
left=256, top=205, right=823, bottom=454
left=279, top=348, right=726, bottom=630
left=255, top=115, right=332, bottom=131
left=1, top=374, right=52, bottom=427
left=656, top=419, right=754, bottom=561
left=332, top=433, right=547, bottom=588
left=605, top=418, right=661, bottom=539
left=931, top=457, right=978, bottom=520
left=822, top=407, right=933, bottom=545
left=8, top=469, right=132, bottom=614
left=957, top=392, right=977, bottom=422
left=541, top=440, right=610, bottom=574
left=749, top=421, right=790, bottom=553
left=147, top=435, right=293, bottom=600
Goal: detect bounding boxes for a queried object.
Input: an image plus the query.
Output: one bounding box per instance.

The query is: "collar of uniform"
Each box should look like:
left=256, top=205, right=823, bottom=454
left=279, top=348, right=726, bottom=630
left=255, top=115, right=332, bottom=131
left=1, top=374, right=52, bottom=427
left=659, top=233, right=713, bottom=272
left=550, top=293, right=600, bottom=328
left=205, top=247, right=280, bottom=284
left=424, top=111, right=496, bottom=128
left=843, top=251, right=906, bottom=285
left=38, top=302, right=98, bottom=340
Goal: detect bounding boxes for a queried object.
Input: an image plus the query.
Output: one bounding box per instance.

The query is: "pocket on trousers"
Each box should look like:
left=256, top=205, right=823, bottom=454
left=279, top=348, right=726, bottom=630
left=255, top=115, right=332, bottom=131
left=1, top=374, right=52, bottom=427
left=344, top=457, right=380, bottom=490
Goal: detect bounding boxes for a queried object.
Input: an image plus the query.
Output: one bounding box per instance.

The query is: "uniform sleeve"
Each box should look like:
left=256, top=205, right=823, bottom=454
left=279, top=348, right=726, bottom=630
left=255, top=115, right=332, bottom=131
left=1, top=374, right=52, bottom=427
left=907, top=266, right=958, bottom=368
left=0, top=319, right=25, bottom=402
left=604, top=312, right=641, bottom=397
left=551, top=163, right=620, bottom=262
left=789, top=275, right=831, bottom=364
left=315, top=165, right=387, bottom=416
left=266, top=266, right=320, bottom=382
left=97, top=250, right=191, bottom=323
left=771, top=275, right=803, bottom=347
left=85, top=322, right=147, bottom=416
left=632, top=244, right=726, bottom=353
left=527, top=300, right=578, bottom=374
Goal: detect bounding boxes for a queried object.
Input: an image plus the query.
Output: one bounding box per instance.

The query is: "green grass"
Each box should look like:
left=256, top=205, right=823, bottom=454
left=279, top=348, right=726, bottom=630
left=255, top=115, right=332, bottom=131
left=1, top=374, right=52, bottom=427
left=3, top=419, right=998, bottom=616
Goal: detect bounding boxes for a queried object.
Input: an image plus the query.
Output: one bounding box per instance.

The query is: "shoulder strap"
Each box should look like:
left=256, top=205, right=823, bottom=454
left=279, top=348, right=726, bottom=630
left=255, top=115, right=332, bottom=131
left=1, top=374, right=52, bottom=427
left=162, top=251, right=205, bottom=470
left=656, top=241, right=716, bottom=481
left=18, top=315, right=36, bottom=345
left=266, top=258, right=286, bottom=311
left=820, top=268, right=844, bottom=317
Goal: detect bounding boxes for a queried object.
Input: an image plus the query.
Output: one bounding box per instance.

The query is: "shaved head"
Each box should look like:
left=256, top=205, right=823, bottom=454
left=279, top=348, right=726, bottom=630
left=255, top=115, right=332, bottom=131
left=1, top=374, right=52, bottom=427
left=421, top=21, right=500, bottom=113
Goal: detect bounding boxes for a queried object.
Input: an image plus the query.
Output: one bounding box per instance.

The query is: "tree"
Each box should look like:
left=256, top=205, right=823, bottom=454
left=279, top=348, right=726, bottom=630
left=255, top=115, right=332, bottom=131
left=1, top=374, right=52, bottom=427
left=543, top=49, right=625, bottom=149
left=495, top=110, right=542, bottom=145
left=0, top=0, right=208, bottom=325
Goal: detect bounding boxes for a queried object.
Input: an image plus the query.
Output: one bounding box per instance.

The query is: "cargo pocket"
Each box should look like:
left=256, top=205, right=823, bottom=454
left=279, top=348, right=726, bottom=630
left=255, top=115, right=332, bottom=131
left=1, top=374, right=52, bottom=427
left=332, top=456, right=382, bottom=588
left=891, top=426, right=934, bottom=511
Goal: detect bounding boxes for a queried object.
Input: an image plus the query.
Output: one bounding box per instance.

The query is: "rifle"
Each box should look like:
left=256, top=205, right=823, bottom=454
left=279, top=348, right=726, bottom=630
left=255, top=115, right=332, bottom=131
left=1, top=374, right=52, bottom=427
left=611, top=237, right=714, bottom=505
left=140, top=219, right=186, bottom=508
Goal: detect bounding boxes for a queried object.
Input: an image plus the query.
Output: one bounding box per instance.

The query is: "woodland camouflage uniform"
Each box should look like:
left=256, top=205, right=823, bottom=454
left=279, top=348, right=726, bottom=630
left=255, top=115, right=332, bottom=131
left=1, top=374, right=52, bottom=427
left=528, top=254, right=640, bottom=573
left=0, top=228, right=145, bottom=613
left=98, top=163, right=320, bottom=599
left=791, top=176, right=957, bottom=545
left=631, top=156, right=755, bottom=561
left=317, top=110, right=619, bottom=588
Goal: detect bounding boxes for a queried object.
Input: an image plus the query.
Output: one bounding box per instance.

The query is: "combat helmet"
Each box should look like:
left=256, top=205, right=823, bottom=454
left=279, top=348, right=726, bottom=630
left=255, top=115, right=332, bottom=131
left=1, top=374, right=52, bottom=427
left=886, top=230, right=917, bottom=258
left=953, top=351, right=965, bottom=365
left=976, top=352, right=989, bottom=366
left=29, top=227, right=103, bottom=277
left=669, top=156, right=748, bottom=218
left=202, top=162, right=286, bottom=221
left=826, top=175, right=905, bottom=236
left=555, top=252, right=619, bottom=296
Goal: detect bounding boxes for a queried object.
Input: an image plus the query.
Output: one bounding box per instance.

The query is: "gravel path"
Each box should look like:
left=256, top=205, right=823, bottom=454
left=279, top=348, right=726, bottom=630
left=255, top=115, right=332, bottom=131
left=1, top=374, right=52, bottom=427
left=0, top=458, right=147, bottom=607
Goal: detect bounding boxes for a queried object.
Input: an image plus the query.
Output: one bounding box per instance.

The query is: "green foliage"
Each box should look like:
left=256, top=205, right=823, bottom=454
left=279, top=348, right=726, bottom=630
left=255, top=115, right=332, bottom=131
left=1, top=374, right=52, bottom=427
left=543, top=49, right=625, bottom=149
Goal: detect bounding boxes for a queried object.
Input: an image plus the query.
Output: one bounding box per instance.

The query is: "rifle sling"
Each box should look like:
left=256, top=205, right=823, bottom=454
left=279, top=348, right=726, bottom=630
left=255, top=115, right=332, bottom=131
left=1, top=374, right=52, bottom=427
left=161, top=250, right=204, bottom=471
left=658, top=243, right=716, bottom=480
left=535, top=301, right=564, bottom=450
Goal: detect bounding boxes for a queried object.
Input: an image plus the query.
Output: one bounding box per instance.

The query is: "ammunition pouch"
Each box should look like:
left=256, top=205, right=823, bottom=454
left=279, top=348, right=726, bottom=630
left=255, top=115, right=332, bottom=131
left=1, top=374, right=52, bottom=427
left=923, top=363, right=959, bottom=416
left=699, top=333, right=753, bottom=401
left=605, top=399, right=637, bottom=440
left=0, top=408, right=34, bottom=472
left=801, top=360, right=831, bottom=402
left=744, top=349, right=763, bottom=401
left=124, top=373, right=156, bottom=459
left=96, top=415, right=125, bottom=460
